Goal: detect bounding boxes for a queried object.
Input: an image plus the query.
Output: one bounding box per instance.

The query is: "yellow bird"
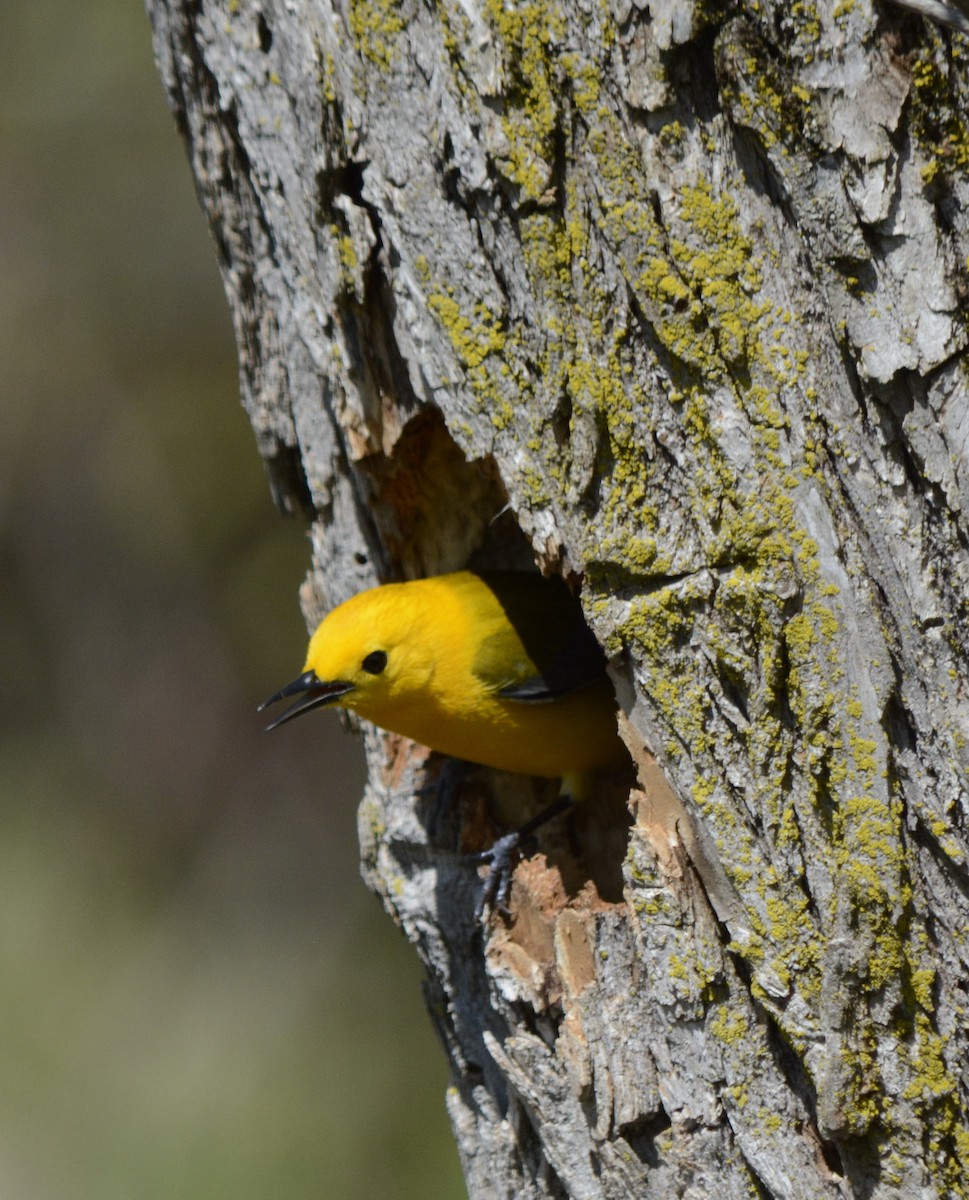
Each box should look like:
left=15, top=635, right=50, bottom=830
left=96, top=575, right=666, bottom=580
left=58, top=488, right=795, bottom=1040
left=260, top=570, right=626, bottom=913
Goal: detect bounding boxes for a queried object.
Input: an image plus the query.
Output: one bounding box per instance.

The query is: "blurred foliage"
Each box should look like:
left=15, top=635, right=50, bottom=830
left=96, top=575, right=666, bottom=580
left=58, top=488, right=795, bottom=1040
left=0, top=3, right=464, bottom=1197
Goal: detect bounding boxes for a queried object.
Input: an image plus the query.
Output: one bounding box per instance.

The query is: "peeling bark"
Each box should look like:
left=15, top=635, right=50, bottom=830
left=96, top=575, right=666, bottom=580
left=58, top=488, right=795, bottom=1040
left=146, top=0, right=969, bottom=1194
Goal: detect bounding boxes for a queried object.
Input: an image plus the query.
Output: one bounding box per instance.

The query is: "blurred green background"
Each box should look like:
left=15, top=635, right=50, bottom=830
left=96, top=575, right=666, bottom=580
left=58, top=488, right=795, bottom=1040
left=1, top=4, right=463, bottom=1197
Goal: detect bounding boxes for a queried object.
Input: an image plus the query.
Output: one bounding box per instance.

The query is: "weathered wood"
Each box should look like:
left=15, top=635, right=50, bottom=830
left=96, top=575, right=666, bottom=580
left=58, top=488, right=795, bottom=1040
left=147, top=0, right=969, bottom=1194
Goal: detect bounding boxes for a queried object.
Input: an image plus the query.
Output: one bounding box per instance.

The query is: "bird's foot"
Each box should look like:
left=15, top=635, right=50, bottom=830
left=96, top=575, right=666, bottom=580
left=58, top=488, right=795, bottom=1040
left=468, top=831, right=532, bottom=922
left=467, top=793, right=574, bottom=922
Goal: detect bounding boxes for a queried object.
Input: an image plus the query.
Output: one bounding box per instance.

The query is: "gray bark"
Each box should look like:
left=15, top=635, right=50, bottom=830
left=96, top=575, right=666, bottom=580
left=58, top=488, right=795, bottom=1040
left=147, top=0, right=969, bottom=1195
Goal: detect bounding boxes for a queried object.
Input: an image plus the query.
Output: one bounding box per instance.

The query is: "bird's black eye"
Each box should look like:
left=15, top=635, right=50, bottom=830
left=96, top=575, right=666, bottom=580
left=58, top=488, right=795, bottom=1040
left=361, top=650, right=388, bottom=675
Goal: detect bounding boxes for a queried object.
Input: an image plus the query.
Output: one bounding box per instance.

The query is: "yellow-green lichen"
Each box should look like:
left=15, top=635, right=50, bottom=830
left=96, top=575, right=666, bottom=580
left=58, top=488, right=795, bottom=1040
left=757, top=1107, right=783, bottom=1132
left=321, top=51, right=337, bottom=103
left=710, top=1004, right=749, bottom=1046
left=668, top=954, right=688, bottom=980
left=834, top=1023, right=885, bottom=1132
left=901, top=1011, right=969, bottom=1196
left=910, top=39, right=969, bottom=185
left=423, top=282, right=529, bottom=447
left=480, top=0, right=566, bottom=199
left=427, top=291, right=506, bottom=370
left=717, top=23, right=821, bottom=158
left=335, top=231, right=358, bottom=272
left=348, top=0, right=406, bottom=69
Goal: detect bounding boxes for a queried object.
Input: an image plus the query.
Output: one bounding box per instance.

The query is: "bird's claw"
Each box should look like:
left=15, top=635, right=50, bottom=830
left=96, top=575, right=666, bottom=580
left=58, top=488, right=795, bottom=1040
left=471, top=833, right=519, bottom=921
left=466, top=793, right=574, bottom=923
left=468, top=831, right=538, bottom=922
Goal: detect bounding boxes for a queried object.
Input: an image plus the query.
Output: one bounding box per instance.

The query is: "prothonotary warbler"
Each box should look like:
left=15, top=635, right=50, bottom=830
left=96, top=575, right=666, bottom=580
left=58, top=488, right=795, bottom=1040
left=259, top=570, right=627, bottom=915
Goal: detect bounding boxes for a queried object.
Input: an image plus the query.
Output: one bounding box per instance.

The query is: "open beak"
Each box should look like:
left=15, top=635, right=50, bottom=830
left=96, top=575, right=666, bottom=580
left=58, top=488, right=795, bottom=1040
left=258, top=671, right=355, bottom=731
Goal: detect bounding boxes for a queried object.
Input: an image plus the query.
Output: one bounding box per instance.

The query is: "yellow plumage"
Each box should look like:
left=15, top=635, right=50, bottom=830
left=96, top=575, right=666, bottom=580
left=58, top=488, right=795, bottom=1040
left=261, top=570, right=624, bottom=781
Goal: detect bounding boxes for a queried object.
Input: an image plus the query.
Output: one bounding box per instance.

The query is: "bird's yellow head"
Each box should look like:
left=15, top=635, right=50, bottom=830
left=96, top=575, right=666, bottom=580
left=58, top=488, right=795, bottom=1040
left=259, top=583, right=436, bottom=730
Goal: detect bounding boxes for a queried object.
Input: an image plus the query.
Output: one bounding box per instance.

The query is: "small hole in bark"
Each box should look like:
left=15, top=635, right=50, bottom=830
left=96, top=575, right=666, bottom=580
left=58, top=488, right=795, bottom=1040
left=818, top=1135, right=845, bottom=1177
left=257, top=12, right=273, bottom=51
left=621, top=1109, right=673, bottom=1167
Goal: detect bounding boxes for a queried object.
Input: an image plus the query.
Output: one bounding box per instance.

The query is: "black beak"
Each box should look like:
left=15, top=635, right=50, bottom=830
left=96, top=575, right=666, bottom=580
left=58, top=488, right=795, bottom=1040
left=258, top=670, right=355, bottom=731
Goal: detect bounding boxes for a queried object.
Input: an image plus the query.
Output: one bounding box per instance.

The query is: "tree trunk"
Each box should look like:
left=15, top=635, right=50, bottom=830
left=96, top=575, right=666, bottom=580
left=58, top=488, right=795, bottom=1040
left=146, top=0, right=969, bottom=1194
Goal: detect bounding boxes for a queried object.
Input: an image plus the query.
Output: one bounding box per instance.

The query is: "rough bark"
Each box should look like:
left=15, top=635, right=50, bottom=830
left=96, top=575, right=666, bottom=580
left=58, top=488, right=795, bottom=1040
left=147, top=0, right=969, bottom=1195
